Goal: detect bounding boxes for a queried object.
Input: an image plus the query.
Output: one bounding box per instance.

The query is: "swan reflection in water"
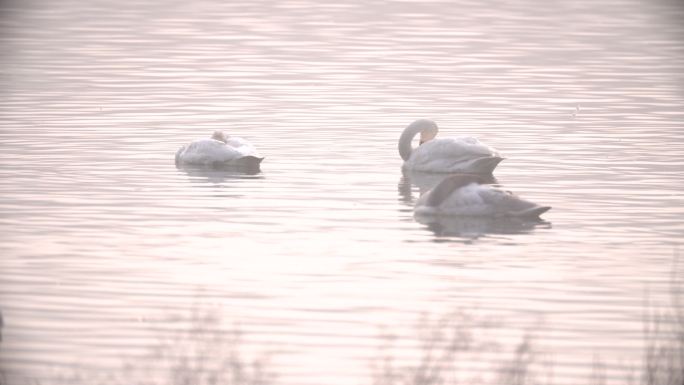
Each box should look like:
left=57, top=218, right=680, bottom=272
left=414, top=212, right=551, bottom=238
left=400, top=172, right=551, bottom=238
left=176, top=163, right=264, bottom=186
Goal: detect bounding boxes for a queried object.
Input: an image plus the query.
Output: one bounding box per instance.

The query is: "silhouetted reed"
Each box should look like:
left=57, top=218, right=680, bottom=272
left=641, top=260, right=683, bottom=385
left=370, top=311, right=552, bottom=385
left=119, top=307, right=274, bottom=385
left=3, top=263, right=682, bottom=385
left=38, top=306, right=274, bottom=385
left=370, top=260, right=684, bottom=385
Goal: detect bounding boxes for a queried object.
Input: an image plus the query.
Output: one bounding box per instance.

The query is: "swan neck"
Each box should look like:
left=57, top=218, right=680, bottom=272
left=398, top=120, right=437, bottom=161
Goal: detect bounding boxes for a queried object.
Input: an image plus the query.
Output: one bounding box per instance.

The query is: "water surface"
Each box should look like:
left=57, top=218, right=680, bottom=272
left=1, top=0, right=683, bottom=384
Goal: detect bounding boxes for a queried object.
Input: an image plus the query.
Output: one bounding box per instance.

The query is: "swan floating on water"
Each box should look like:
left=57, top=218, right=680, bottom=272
left=414, top=174, right=550, bottom=218
left=175, top=131, right=264, bottom=172
left=399, top=119, right=503, bottom=174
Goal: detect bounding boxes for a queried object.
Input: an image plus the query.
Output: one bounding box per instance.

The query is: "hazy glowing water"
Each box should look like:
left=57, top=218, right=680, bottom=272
left=1, top=0, right=683, bottom=384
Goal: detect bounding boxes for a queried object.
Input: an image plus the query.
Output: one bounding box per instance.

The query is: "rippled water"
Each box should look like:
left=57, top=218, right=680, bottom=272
left=1, top=0, right=683, bottom=384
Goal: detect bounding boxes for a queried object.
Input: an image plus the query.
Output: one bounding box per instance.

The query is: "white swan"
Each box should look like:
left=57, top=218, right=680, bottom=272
left=399, top=119, right=503, bottom=173
left=175, top=131, right=264, bottom=171
left=414, top=174, right=550, bottom=218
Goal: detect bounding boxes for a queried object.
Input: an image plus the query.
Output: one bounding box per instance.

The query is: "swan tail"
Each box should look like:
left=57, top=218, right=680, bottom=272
left=512, top=205, right=551, bottom=218
left=175, top=146, right=186, bottom=165
left=237, top=155, right=263, bottom=167
left=470, top=156, right=504, bottom=174
left=241, top=156, right=264, bottom=174
left=212, top=156, right=264, bottom=173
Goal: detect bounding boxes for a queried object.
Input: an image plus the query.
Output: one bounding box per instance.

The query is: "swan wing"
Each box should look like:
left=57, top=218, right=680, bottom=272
left=176, top=139, right=242, bottom=165
left=416, top=182, right=489, bottom=216
left=226, top=136, right=262, bottom=158
left=419, top=137, right=498, bottom=159
left=408, top=137, right=501, bottom=173
left=477, top=187, right=551, bottom=217
left=425, top=175, right=489, bottom=207
left=417, top=183, right=550, bottom=218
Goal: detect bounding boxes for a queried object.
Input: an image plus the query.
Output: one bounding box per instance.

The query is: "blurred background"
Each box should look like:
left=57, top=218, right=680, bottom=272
left=0, top=0, right=683, bottom=384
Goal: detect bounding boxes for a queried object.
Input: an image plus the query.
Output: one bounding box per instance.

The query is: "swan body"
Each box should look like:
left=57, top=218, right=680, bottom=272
left=399, top=119, right=503, bottom=174
left=175, top=131, right=263, bottom=171
left=414, top=174, right=550, bottom=218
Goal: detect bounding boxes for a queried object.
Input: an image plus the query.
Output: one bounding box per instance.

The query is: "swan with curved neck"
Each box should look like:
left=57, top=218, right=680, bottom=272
left=175, top=130, right=263, bottom=172
left=399, top=119, right=503, bottom=174
left=414, top=174, right=551, bottom=218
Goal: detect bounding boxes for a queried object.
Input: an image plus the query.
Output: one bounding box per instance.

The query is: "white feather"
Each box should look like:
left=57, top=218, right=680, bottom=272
left=415, top=178, right=550, bottom=218
left=175, top=132, right=263, bottom=168
left=399, top=119, right=503, bottom=173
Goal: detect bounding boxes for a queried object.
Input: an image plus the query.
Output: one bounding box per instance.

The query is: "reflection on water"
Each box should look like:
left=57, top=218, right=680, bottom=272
left=398, top=169, right=498, bottom=204
left=177, top=164, right=264, bottom=185
left=414, top=213, right=551, bottom=239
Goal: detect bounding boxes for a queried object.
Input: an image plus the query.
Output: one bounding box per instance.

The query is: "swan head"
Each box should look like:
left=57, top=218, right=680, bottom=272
left=211, top=131, right=228, bottom=143
left=409, top=119, right=439, bottom=145
left=419, top=128, right=438, bottom=145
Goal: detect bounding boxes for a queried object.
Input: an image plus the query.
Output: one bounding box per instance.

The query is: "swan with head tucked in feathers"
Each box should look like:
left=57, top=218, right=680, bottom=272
left=175, top=131, right=264, bottom=171
left=414, top=174, right=550, bottom=218
left=399, top=119, right=503, bottom=174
